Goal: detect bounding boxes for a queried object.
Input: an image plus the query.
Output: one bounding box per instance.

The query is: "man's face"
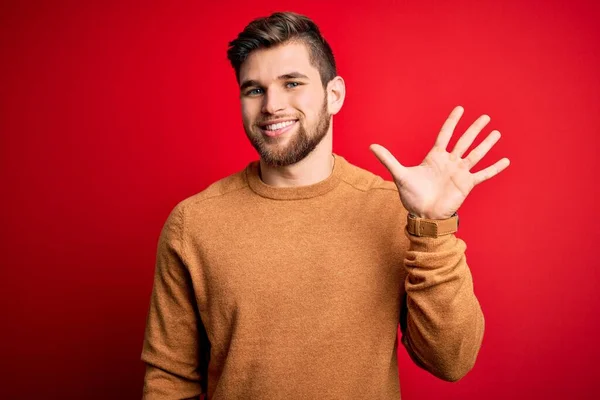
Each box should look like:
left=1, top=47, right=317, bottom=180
left=238, top=41, right=331, bottom=167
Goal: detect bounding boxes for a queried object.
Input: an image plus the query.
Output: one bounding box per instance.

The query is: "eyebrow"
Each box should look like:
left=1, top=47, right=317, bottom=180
left=240, top=72, right=310, bottom=91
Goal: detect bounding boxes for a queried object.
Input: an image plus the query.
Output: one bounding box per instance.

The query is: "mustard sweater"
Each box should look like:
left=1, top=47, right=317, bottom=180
left=141, top=154, right=484, bottom=399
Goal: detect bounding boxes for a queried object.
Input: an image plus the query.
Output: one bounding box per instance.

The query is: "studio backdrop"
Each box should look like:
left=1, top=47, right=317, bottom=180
left=1, top=0, right=598, bottom=399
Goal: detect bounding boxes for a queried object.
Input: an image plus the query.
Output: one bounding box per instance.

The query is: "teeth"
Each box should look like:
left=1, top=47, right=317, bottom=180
left=265, top=120, right=296, bottom=131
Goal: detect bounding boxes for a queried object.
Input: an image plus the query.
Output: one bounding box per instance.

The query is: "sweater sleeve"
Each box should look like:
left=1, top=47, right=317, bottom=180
left=399, top=228, right=485, bottom=382
left=141, top=204, right=208, bottom=399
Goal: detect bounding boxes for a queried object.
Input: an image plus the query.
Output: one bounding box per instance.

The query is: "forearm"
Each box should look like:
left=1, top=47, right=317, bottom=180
left=142, top=362, right=203, bottom=399
left=142, top=287, right=205, bottom=399
left=401, top=229, right=484, bottom=382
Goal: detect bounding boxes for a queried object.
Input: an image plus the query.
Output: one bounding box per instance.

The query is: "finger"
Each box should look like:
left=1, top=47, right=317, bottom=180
left=434, top=105, right=464, bottom=150
left=451, top=114, right=491, bottom=158
left=463, top=130, right=501, bottom=169
left=472, top=158, right=511, bottom=185
left=369, top=144, right=407, bottom=182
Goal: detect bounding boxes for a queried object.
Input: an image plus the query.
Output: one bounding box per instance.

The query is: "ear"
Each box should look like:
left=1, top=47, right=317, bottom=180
left=326, top=76, right=346, bottom=115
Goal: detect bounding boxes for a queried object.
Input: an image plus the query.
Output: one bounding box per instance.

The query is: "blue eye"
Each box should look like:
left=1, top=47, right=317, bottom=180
left=286, top=82, right=300, bottom=88
left=247, top=88, right=263, bottom=96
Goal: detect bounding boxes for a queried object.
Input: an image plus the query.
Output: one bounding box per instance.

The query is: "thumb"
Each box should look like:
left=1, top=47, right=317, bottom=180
left=370, top=144, right=406, bottom=182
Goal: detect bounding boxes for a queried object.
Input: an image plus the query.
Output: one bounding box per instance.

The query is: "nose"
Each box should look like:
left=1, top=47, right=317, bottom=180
left=261, top=88, right=285, bottom=114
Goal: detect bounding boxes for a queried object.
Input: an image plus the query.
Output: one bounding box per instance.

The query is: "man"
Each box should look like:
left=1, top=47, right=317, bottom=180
left=141, top=11, right=510, bottom=400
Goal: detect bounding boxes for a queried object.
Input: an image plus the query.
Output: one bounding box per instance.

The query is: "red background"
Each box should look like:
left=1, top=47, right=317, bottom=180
left=1, top=0, right=599, bottom=399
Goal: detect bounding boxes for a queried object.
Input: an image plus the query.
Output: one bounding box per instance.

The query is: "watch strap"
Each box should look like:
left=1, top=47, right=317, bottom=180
left=406, top=213, right=458, bottom=238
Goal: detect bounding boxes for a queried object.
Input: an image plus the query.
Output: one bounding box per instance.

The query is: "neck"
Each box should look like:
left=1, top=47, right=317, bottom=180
left=259, top=130, right=334, bottom=188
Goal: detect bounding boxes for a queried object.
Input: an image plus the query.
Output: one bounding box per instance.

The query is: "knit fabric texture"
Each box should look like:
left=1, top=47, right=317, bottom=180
left=141, top=154, right=485, bottom=399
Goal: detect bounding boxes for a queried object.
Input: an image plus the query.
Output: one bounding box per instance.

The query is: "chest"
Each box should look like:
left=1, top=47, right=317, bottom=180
left=194, top=208, right=405, bottom=317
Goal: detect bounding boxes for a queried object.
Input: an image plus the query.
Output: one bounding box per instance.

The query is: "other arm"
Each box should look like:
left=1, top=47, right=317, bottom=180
left=400, top=230, right=484, bottom=381
left=141, top=204, right=209, bottom=399
left=370, top=106, right=510, bottom=381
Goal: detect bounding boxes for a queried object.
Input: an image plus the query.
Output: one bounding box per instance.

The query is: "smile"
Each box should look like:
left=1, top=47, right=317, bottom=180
left=260, top=120, right=298, bottom=137
left=264, top=120, right=296, bottom=131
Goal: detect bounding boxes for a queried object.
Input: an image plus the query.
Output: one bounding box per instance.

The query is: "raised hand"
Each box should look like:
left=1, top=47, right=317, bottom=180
left=370, top=106, right=510, bottom=220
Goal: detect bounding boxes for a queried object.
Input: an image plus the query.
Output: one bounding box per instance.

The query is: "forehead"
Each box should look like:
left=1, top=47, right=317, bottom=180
left=239, top=41, right=319, bottom=83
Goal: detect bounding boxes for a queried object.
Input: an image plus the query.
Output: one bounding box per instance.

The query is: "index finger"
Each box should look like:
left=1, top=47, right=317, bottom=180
left=434, top=105, right=464, bottom=150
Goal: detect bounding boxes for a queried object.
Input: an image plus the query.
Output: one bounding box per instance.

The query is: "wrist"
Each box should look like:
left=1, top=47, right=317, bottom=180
left=409, top=211, right=457, bottom=220
left=406, top=212, right=459, bottom=237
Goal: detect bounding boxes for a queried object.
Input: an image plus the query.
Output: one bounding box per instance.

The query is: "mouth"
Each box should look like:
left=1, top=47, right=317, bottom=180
left=258, top=119, right=298, bottom=138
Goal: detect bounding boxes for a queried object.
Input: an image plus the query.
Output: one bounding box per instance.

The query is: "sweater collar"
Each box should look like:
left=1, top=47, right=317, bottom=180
left=246, top=154, right=346, bottom=200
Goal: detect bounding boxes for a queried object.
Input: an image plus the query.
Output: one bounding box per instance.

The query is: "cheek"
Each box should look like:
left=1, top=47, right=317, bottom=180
left=240, top=101, right=256, bottom=124
left=294, top=90, right=324, bottom=121
left=294, top=90, right=313, bottom=107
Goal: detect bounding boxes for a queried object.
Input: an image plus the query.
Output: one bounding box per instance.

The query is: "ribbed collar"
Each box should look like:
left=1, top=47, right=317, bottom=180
left=245, top=154, right=346, bottom=200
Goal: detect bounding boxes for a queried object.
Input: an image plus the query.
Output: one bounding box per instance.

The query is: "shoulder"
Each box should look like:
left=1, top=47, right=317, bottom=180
left=184, top=168, right=248, bottom=207
left=168, top=165, right=251, bottom=224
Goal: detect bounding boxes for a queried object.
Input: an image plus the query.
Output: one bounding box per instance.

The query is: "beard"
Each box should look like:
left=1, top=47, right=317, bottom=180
left=243, top=96, right=331, bottom=167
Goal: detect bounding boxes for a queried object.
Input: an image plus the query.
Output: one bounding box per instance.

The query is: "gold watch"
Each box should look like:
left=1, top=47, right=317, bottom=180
left=406, top=212, right=459, bottom=238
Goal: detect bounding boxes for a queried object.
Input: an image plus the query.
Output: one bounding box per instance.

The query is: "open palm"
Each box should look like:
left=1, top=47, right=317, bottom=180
left=370, top=106, right=510, bottom=220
